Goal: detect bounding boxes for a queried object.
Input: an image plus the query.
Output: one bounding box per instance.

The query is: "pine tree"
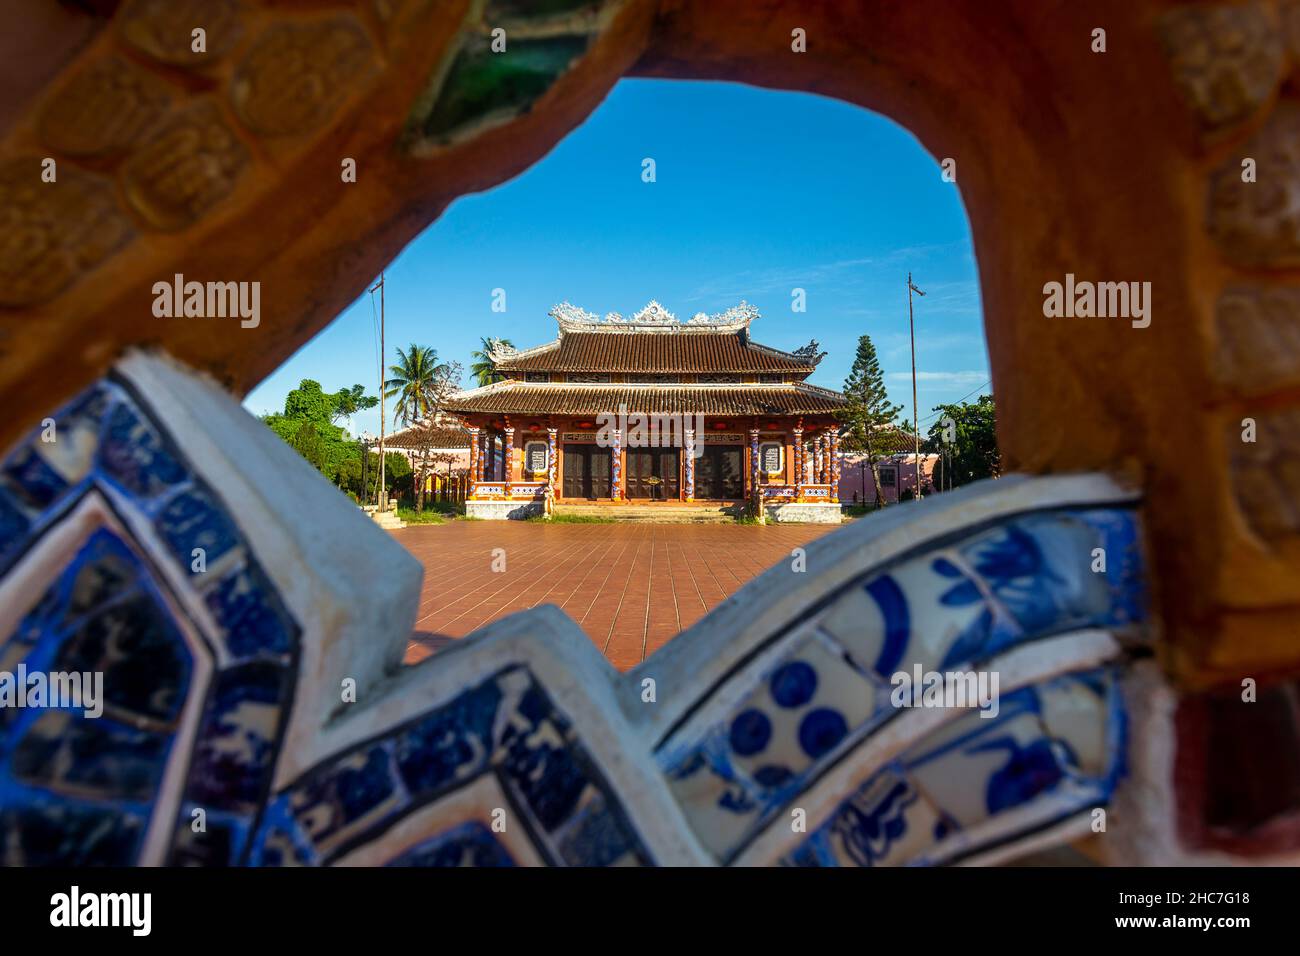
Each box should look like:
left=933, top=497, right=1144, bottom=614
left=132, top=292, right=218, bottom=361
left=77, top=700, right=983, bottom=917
left=838, top=334, right=903, bottom=508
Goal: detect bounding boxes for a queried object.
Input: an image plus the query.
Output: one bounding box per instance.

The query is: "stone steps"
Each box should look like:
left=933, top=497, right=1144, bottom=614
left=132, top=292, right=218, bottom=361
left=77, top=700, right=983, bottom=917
left=366, top=508, right=407, bottom=530
left=555, top=503, right=742, bottom=524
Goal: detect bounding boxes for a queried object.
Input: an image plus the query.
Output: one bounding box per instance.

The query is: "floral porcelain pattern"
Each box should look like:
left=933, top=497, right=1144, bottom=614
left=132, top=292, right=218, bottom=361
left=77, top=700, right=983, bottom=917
left=0, top=370, right=1147, bottom=866
left=659, top=508, right=1143, bottom=864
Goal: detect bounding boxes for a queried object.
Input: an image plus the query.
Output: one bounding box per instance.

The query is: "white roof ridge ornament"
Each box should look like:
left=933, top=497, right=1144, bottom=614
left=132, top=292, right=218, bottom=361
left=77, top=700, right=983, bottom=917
left=548, top=300, right=760, bottom=332
left=550, top=301, right=601, bottom=327
left=628, top=300, right=675, bottom=324
left=483, top=336, right=517, bottom=363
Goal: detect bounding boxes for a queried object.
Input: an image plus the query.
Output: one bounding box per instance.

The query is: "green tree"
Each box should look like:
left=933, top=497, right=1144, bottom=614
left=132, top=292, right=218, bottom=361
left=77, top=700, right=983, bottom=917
left=469, top=337, right=514, bottom=387
left=336, top=448, right=365, bottom=501
left=289, top=420, right=325, bottom=470
left=283, top=379, right=333, bottom=425
left=375, top=451, right=412, bottom=504
left=262, top=379, right=360, bottom=488
left=331, top=384, right=378, bottom=426
left=925, top=393, right=999, bottom=489
left=837, top=335, right=904, bottom=508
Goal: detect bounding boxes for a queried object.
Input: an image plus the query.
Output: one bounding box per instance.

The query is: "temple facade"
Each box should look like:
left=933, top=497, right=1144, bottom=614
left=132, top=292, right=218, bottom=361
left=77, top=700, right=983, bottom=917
left=444, top=302, right=848, bottom=521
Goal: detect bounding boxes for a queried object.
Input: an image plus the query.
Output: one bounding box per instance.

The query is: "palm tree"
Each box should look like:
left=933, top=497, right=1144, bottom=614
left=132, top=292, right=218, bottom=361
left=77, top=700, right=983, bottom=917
left=469, top=337, right=513, bottom=387
left=385, top=345, right=464, bottom=513
left=385, top=344, right=449, bottom=427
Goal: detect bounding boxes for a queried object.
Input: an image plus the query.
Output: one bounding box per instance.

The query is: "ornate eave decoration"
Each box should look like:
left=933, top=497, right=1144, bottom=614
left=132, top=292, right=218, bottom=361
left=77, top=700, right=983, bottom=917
left=550, top=302, right=601, bottom=327
left=695, top=301, right=759, bottom=327
left=628, top=300, right=676, bottom=324
left=792, top=339, right=827, bottom=366
left=484, top=336, right=517, bottom=363
left=549, top=300, right=759, bottom=333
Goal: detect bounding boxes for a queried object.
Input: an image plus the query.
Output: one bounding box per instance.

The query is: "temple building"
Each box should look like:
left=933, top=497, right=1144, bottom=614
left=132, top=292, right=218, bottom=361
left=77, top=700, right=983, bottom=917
left=444, top=301, right=847, bottom=521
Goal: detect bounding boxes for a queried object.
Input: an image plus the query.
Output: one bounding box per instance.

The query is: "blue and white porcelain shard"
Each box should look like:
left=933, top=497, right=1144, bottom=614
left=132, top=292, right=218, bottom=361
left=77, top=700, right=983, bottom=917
left=0, top=369, right=302, bottom=865
left=783, top=667, right=1126, bottom=867
left=643, top=476, right=1145, bottom=866
left=0, top=350, right=1148, bottom=865
left=249, top=665, right=652, bottom=866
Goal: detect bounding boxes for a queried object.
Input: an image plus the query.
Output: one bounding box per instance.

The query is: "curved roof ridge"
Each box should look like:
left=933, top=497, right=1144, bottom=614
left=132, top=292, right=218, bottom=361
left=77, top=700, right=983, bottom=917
left=549, top=300, right=759, bottom=333
left=746, top=339, right=825, bottom=368
left=492, top=315, right=819, bottom=375
left=442, top=380, right=847, bottom=416
left=446, top=378, right=523, bottom=400
left=792, top=380, right=847, bottom=399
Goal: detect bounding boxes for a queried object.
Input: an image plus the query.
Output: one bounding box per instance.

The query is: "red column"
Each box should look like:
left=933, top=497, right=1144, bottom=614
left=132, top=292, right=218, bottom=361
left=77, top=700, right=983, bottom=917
left=684, top=428, right=695, bottom=501
left=503, top=426, right=515, bottom=497
left=467, top=427, right=479, bottom=495
left=829, top=431, right=840, bottom=502
left=546, top=427, right=558, bottom=494
left=792, top=425, right=803, bottom=501
left=611, top=427, right=623, bottom=501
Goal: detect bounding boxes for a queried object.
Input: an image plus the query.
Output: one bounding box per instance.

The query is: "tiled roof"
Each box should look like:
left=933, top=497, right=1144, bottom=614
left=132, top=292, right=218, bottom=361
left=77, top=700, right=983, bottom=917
left=443, top=382, right=846, bottom=416
left=840, top=427, right=926, bottom=456
left=381, top=417, right=470, bottom=449
left=494, top=330, right=816, bottom=374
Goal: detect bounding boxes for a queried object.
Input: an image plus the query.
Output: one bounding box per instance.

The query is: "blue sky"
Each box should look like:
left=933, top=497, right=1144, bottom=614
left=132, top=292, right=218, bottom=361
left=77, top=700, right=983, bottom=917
left=244, top=78, right=988, bottom=437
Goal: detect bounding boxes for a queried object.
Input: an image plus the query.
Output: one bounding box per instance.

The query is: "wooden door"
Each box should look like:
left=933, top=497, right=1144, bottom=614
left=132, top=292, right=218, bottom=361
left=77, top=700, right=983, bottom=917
left=627, top=448, right=679, bottom=500
left=562, top=444, right=586, bottom=498
left=699, top=445, right=743, bottom=499
left=626, top=449, right=651, bottom=499
left=657, top=448, right=680, bottom=500
left=590, top=446, right=611, bottom=499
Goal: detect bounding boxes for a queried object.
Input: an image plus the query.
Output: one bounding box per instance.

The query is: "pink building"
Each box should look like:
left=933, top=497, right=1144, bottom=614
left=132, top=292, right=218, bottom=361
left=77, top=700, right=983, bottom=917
left=372, top=417, right=472, bottom=487
left=839, top=451, right=940, bottom=505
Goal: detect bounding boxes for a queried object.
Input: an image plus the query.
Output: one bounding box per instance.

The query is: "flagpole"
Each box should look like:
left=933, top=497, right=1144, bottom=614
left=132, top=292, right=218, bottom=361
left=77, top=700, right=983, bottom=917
left=370, top=273, right=386, bottom=511
left=907, top=272, right=925, bottom=501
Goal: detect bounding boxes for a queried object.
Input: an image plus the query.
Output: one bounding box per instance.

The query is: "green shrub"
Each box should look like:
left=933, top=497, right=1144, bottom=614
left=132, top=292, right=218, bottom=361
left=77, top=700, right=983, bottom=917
left=396, top=507, right=446, bottom=525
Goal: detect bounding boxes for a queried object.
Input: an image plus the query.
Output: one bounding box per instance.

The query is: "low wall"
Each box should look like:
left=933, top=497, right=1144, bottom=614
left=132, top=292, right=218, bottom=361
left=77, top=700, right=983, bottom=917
left=764, top=502, right=843, bottom=524
left=465, top=500, right=543, bottom=520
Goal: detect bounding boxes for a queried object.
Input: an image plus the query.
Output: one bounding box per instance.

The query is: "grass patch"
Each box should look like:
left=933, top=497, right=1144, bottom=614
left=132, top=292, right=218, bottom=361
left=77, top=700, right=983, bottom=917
left=527, top=512, right=617, bottom=523
left=397, top=507, right=448, bottom=525
left=842, top=504, right=894, bottom=518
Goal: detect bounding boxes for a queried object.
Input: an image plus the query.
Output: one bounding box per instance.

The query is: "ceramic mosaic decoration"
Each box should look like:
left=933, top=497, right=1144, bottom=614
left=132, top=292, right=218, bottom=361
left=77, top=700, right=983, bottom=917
left=0, top=352, right=1147, bottom=865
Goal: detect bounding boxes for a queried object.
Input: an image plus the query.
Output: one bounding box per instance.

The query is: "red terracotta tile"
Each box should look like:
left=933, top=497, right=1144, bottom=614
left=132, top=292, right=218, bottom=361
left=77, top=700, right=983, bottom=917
left=394, top=520, right=836, bottom=671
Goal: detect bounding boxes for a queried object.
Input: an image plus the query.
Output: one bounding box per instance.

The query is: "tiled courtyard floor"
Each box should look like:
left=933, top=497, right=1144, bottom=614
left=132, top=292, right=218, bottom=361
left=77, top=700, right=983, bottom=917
left=398, top=520, right=838, bottom=671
